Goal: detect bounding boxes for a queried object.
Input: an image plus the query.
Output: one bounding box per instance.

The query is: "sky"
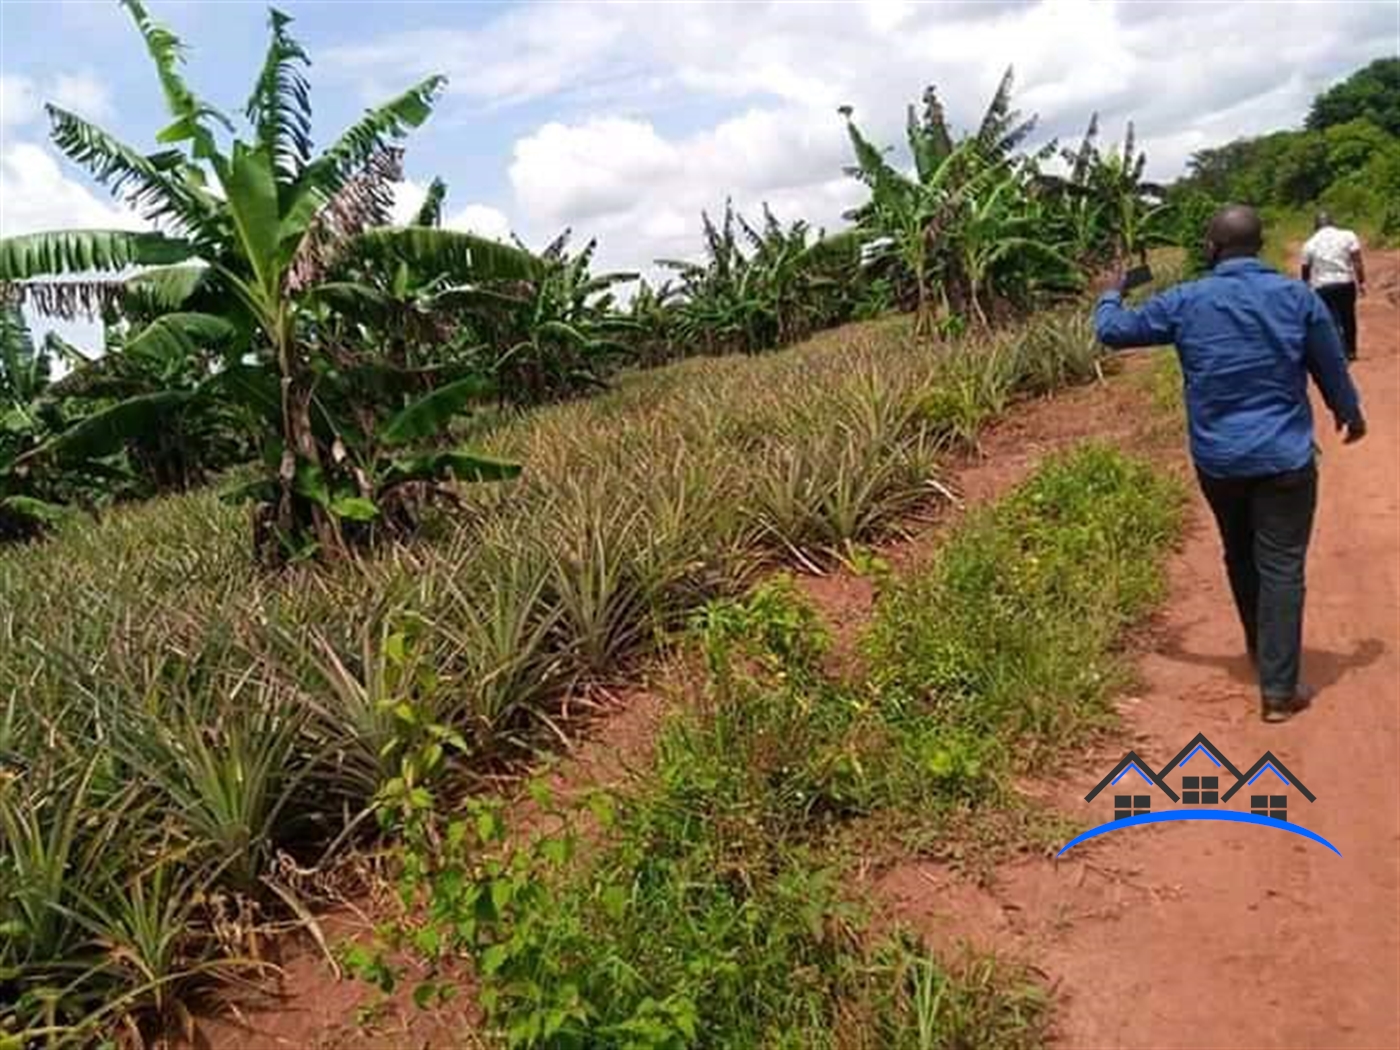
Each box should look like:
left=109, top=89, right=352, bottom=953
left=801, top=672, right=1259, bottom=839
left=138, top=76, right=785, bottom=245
left=2, top=0, right=1398, bottom=319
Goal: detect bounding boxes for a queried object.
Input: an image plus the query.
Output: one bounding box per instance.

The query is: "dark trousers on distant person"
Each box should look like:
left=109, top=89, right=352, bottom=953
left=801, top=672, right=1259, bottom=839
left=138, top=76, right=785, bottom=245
left=1197, top=461, right=1317, bottom=704
left=1316, top=282, right=1359, bottom=360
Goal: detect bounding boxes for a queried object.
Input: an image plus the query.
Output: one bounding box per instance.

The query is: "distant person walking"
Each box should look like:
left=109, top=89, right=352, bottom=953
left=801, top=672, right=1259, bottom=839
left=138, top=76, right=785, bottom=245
left=1302, top=211, right=1366, bottom=361
left=1093, top=205, right=1366, bottom=723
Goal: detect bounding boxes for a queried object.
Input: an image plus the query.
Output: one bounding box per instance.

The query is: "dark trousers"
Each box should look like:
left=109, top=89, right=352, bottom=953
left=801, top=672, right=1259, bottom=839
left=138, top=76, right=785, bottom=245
left=1197, top=462, right=1317, bottom=702
left=1317, top=282, right=1358, bottom=360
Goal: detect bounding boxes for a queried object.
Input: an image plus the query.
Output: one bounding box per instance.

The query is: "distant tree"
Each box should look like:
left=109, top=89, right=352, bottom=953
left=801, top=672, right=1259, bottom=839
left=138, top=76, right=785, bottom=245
left=1270, top=132, right=1331, bottom=207
left=1185, top=141, right=1248, bottom=199
left=1168, top=188, right=1219, bottom=275
left=1322, top=118, right=1394, bottom=179
left=1306, top=58, right=1400, bottom=137
left=1185, top=132, right=1296, bottom=205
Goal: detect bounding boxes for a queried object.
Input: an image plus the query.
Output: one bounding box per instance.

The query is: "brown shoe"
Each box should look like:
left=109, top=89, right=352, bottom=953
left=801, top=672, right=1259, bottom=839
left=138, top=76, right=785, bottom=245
left=1262, top=684, right=1314, bottom=723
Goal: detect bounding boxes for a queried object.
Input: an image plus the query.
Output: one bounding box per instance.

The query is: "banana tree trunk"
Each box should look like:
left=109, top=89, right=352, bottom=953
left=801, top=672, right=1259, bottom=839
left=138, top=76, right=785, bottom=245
left=274, top=319, right=345, bottom=561
left=912, top=252, right=935, bottom=339
left=966, top=257, right=990, bottom=330
left=969, top=283, right=989, bottom=330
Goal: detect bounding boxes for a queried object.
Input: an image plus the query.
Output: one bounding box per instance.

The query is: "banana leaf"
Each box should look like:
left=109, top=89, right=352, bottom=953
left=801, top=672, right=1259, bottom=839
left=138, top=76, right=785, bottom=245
left=200, top=363, right=281, bottom=429
left=378, top=374, right=495, bottom=446
left=218, top=475, right=277, bottom=506
left=22, top=391, right=195, bottom=465
left=0, top=494, right=70, bottom=527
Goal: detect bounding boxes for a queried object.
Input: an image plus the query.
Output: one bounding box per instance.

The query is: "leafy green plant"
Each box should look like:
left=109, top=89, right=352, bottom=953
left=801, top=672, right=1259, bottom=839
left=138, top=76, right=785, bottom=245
left=468, top=231, right=641, bottom=403
left=660, top=201, right=862, bottom=357
left=866, top=444, right=1185, bottom=773
left=1, top=306, right=70, bottom=540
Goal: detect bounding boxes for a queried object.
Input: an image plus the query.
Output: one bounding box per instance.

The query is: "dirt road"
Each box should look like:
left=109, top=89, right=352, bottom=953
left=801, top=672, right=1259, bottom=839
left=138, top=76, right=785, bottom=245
left=897, top=249, right=1400, bottom=1048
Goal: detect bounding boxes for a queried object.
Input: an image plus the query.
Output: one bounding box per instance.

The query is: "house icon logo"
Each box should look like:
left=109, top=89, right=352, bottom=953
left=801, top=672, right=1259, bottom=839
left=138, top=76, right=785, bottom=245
left=1059, top=732, right=1339, bottom=857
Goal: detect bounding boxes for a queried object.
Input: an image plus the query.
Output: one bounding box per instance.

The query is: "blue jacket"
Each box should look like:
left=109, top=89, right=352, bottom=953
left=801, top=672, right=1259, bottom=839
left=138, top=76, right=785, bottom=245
left=1095, top=257, right=1363, bottom=478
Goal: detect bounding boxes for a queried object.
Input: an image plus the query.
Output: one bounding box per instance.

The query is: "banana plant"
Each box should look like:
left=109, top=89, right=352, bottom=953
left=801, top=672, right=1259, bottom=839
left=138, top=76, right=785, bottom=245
left=0, top=306, right=76, bottom=539
left=958, top=170, right=1076, bottom=326
left=460, top=230, right=639, bottom=402
left=19, top=309, right=250, bottom=495
left=840, top=69, right=1041, bottom=334
left=0, top=2, right=538, bottom=560
left=624, top=278, right=679, bottom=368
left=310, top=178, right=511, bottom=381
left=659, top=201, right=855, bottom=355
left=224, top=373, right=521, bottom=549
left=659, top=203, right=755, bottom=355
left=1042, top=116, right=1172, bottom=269
left=737, top=205, right=856, bottom=346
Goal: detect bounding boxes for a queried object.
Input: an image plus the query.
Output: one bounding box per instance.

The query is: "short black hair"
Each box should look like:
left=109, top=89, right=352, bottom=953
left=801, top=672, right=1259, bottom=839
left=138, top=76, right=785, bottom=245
left=1207, top=205, right=1263, bottom=259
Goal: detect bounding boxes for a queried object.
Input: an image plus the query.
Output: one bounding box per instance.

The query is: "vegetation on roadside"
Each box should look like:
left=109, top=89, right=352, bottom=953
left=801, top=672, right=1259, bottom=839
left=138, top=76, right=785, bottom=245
left=346, top=444, right=1183, bottom=1047
left=865, top=445, right=1184, bottom=780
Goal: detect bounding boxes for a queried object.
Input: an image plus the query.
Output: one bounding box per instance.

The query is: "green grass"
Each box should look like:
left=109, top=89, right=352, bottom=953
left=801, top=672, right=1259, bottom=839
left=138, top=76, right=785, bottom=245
left=0, top=308, right=1114, bottom=1042
left=865, top=444, right=1185, bottom=780
left=360, top=444, right=1184, bottom=1048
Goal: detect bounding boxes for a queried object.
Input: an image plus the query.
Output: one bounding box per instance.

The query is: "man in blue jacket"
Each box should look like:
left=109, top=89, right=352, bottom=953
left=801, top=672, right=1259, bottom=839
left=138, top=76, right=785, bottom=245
left=1095, top=205, right=1366, bottom=722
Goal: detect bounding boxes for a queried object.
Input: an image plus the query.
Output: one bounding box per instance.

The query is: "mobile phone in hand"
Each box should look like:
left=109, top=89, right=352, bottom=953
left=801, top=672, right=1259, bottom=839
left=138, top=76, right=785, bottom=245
left=1121, top=264, right=1154, bottom=293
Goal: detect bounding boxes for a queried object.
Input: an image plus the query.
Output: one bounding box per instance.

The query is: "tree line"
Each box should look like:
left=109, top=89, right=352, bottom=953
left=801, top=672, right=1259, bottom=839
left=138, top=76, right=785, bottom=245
left=1168, top=58, right=1400, bottom=266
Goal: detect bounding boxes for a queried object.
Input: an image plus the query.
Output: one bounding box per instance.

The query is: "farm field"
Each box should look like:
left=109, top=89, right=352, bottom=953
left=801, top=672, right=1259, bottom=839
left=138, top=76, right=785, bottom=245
left=196, top=246, right=1400, bottom=1050
left=3, top=2, right=1398, bottom=1046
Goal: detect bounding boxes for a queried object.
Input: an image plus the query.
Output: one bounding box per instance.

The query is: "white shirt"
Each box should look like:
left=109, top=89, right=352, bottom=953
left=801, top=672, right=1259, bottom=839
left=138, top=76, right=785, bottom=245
left=1301, top=226, right=1361, bottom=288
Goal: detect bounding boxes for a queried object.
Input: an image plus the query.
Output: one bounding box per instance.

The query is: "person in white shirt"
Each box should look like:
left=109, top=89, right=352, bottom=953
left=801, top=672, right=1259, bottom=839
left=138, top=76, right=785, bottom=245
left=1301, top=212, right=1367, bottom=361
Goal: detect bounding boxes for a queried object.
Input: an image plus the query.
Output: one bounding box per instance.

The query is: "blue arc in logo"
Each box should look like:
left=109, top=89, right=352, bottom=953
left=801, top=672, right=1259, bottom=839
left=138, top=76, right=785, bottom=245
left=1058, top=810, right=1341, bottom=857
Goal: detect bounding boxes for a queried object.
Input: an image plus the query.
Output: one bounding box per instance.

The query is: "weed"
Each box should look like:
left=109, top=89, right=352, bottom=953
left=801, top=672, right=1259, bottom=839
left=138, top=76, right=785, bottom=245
left=866, top=444, right=1185, bottom=784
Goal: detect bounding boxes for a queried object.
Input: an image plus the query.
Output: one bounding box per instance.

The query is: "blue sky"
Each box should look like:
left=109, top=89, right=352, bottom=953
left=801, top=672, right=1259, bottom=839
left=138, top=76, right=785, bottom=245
left=3, top=0, right=1397, bottom=293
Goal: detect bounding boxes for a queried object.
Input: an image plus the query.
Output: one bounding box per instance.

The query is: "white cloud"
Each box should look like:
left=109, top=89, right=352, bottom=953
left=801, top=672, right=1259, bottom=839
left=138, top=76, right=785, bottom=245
left=507, top=112, right=865, bottom=281
left=49, top=71, right=114, bottom=120
left=322, top=4, right=637, bottom=108
left=0, top=69, right=113, bottom=129
left=511, top=118, right=679, bottom=224
left=0, top=142, right=145, bottom=237
left=327, top=0, right=1388, bottom=279
left=389, top=180, right=513, bottom=241
left=390, top=179, right=430, bottom=226
left=0, top=74, right=40, bottom=129
left=446, top=204, right=511, bottom=242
